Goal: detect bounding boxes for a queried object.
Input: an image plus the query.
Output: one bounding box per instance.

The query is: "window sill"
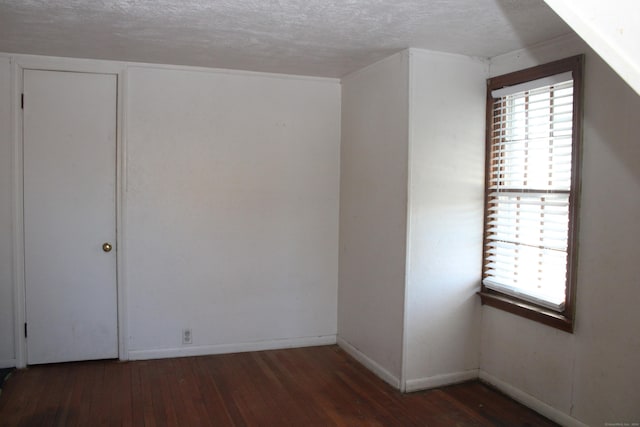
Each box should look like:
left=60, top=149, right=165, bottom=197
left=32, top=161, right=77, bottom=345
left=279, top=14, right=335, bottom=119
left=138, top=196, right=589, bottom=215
left=478, top=290, right=574, bottom=333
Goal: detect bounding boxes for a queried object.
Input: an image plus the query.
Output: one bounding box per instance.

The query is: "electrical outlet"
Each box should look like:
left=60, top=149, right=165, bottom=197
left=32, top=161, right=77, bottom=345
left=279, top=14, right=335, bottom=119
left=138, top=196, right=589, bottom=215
left=182, top=328, right=193, bottom=345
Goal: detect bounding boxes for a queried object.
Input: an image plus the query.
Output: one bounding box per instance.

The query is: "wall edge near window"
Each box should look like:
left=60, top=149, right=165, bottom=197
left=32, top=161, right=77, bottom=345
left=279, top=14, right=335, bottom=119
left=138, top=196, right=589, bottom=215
left=478, top=291, right=573, bottom=332
left=480, top=54, right=585, bottom=333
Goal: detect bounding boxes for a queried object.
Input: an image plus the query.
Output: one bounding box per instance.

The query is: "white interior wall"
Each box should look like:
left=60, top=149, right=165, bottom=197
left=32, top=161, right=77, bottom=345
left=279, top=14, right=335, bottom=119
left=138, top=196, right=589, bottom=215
left=0, top=56, right=14, bottom=367
left=338, top=51, right=409, bottom=386
left=481, top=34, right=640, bottom=426
left=0, top=34, right=636, bottom=426
left=403, top=49, right=487, bottom=391
left=124, top=66, right=341, bottom=358
left=0, top=54, right=341, bottom=364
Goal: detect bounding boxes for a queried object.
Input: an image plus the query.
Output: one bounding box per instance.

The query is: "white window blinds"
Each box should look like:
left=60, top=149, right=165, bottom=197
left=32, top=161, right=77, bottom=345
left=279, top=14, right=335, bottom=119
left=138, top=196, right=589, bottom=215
left=483, top=78, right=574, bottom=311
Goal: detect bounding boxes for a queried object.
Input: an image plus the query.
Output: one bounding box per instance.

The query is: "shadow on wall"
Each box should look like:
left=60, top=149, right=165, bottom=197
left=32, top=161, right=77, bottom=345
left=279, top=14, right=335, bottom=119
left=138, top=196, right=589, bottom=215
left=583, top=55, right=640, bottom=186
left=492, top=0, right=573, bottom=54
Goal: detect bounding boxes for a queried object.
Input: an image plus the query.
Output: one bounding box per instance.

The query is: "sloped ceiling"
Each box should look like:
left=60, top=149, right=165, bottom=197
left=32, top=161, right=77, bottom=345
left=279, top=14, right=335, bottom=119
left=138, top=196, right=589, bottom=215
left=0, top=0, right=571, bottom=77
left=544, top=0, right=640, bottom=96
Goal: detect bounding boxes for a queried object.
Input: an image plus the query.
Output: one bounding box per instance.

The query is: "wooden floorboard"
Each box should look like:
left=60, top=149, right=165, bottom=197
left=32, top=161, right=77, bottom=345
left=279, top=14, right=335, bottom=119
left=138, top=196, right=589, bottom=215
left=0, top=345, right=557, bottom=426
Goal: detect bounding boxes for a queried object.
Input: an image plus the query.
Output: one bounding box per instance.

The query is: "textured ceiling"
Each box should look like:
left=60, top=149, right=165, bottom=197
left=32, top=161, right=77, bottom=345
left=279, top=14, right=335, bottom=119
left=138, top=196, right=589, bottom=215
left=0, top=0, right=571, bottom=77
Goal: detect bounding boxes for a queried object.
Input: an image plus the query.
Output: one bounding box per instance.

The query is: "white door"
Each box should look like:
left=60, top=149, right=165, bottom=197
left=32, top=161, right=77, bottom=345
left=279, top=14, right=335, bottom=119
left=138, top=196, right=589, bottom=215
left=23, top=69, right=118, bottom=365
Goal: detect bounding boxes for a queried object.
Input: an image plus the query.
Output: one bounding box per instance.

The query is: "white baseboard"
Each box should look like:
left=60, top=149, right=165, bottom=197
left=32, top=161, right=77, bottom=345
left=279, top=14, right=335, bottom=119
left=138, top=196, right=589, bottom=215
left=0, top=359, right=16, bottom=369
left=336, top=336, right=401, bottom=389
left=405, top=369, right=479, bottom=392
left=128, top=334, right=337, bottom=361
left=479, top=370, right=588, bottom=427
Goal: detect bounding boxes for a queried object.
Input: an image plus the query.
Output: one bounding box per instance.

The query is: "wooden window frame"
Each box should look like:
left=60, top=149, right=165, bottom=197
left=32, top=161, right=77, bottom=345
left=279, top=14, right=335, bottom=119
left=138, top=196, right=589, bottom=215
left=479, top=55, right=584, bottom=333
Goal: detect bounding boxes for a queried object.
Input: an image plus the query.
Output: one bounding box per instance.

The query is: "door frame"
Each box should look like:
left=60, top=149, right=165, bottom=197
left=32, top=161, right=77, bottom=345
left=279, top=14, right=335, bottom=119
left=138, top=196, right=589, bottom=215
left=11, top=56, right=129, bottom=367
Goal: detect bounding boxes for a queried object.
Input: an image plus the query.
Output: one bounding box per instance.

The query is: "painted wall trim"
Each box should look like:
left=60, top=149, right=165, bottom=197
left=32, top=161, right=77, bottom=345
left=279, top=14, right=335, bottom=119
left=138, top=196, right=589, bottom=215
left=128, top=335, right=337, bottom=361
left=405, top=369, right=479, bottom=392
left=0, top=359, right=16, bottom=369
left=479, top=370, right=588, bottom=427
left=400, top=46, right=414, bottom=395
left=1, top=52, right=339, bottom=85
left=10, top=57, right=26, bottom=368
left=337, top=336, right=401, bottom=389
left=116, top=65, right=128, bottom=362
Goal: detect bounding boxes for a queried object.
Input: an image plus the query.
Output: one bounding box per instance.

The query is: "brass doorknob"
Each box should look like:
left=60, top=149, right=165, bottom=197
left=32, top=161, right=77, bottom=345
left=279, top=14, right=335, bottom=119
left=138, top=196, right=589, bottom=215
left=102, top=243, right=113, bottom=252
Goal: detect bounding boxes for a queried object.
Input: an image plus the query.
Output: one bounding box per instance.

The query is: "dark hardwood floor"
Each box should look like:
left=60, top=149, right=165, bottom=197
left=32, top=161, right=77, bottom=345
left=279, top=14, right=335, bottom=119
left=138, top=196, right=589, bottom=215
left=0, top=345, right=556, bottom=426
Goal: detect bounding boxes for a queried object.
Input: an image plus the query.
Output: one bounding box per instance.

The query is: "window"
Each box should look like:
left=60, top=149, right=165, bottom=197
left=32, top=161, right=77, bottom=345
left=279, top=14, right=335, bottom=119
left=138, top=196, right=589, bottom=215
left=480, top=55, right=584, bottom=332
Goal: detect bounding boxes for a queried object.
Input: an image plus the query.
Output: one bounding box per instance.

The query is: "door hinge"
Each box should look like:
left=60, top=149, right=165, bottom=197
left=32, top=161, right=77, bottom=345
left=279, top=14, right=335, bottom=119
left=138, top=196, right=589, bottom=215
left=24, top=322, right=27, bottom=338
left=21, top=93, right=24, bottom=109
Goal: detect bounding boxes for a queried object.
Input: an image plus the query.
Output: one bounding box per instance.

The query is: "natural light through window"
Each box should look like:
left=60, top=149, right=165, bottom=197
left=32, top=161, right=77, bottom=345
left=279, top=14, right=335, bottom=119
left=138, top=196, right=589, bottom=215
left=483, top=76, right=574, bottom=311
